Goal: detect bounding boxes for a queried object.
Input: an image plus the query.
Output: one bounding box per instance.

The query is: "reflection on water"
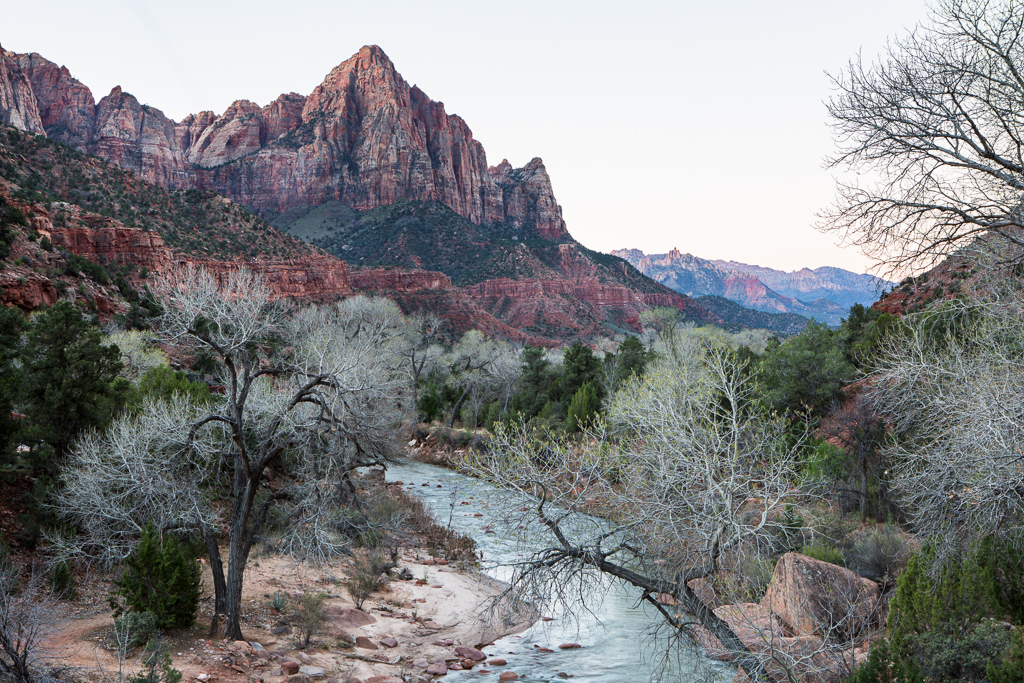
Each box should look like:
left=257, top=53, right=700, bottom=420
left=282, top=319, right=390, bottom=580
left=385, top=458, right=733, bottom=683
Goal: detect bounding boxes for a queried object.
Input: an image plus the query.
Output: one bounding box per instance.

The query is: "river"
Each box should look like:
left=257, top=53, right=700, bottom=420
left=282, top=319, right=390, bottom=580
left=385, top=458, right=734, bottom=683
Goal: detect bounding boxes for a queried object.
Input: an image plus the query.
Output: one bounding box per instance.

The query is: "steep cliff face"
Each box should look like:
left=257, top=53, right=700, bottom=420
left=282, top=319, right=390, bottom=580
left=0, top=45, right=569, bottom=240
left=91, top=86, right=193, bottom=189
left=0, top=49, right=43, bottom=134
left=10, top=52, right=95, bottom=150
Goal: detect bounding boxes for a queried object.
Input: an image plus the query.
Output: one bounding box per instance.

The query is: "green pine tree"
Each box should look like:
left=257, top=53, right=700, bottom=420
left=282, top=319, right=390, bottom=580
left=111, top=523, right=201, bottom=630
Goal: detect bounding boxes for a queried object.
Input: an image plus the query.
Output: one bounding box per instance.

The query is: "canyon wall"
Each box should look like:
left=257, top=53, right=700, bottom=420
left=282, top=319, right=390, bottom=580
left=0, top=45, right=569, bottom=239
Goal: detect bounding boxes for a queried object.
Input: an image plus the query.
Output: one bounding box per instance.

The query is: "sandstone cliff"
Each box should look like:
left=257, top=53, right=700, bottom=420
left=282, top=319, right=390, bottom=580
left=0, top=48, right=43, bottom=134
left=0, top=45, right=568, bottom=240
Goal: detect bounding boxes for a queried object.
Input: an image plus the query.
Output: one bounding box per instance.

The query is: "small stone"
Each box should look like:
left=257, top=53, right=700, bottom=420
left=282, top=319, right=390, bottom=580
left=231, top=641, right=250, bottom=652
left=557, top=674, right=570, bottom=679
left=454, top=646, right=486, bottom=661
left=447, top=662, right=463, bottom=671
left=298, top=666, right=324, bottom=679
left=270, top=626, right=292, bottom=635
left=354, top=636, right=377, bottom=650
left=250, top=643, right=267, bottom=653
left=280, top=661, right=300, bottom=676
left=460, top=659, right=474, bottom=669
left=537, top=647, right=554, bottom=653
left=412, top=659, right=429, bottom=669
left=379, top=637, right=398, bottom=648
left=425, top=662, right=448, bottom=675
left=487, top=659, right=507, bottom=666
left=285, top=675, right=313, bottom=683
left=498, top=674, right=519, bottom=681
left=297, top=653, right=312, bottom=665
left=191, top=656, right=203, bottom=665
left=422, top=620, right=442, bottom=630
left=230, top=665, right=246, bottom=674
left=558, top=643, right=582, bottom=649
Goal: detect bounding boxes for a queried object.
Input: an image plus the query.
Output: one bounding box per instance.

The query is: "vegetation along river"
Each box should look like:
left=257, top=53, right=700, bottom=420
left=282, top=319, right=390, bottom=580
left=386, top=458, right=733, bottom=683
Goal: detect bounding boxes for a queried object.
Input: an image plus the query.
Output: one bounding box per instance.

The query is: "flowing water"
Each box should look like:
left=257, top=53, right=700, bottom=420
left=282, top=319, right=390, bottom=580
left=385, top=458, right=733, bottom=683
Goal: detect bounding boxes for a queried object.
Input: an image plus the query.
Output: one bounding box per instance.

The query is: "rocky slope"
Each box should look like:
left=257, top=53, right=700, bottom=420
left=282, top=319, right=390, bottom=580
left=613, top=248, right=887, bottom=326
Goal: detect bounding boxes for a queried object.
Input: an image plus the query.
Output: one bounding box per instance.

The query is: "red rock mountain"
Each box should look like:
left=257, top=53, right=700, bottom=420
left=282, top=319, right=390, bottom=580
left=0, top=44, right=719, bottom=340
left=0, top=45, right=569, bottom=241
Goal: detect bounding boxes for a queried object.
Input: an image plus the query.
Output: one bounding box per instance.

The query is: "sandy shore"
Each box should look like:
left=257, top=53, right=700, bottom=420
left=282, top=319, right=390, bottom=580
left=46, top=547, right=536, bottom=683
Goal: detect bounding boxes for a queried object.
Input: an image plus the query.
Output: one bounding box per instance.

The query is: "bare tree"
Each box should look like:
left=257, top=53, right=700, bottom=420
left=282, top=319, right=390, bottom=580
left=398, top=311, right=444, bottom=410
left=0, top=571, right=64, bottom=683
left=444, top=331, right=519, bottom=428
left=463, top=339, right=812, bottom=682
left=868, top=296, right=1024, bottom=558
left=55, top=266, right=409, bottom=639
left=822, top=0, right=1024, bottom=274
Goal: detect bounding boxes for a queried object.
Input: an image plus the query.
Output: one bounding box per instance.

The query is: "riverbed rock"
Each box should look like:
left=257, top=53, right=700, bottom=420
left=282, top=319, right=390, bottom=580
left=761, top=552, right=882, bottom=639
left=454, top=646, right=486, bottom=661
left=498, top=673, right=519, bottom=681
left=425, top=661, right=447, bottom=675
left=354, top=636, right=377, bottom=650
left=558, top=643, right=581, bottom=649
left=487, top=658, right=507, bottom=666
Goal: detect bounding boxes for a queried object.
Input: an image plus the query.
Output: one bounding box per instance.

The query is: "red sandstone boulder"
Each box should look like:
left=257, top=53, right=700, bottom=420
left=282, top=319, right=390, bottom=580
left=761, top=553, right=882, bottom=640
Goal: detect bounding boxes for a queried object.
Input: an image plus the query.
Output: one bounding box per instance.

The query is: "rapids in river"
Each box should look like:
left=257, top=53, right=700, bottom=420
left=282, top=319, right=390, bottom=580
left=386, top=458, right=733, bottom=683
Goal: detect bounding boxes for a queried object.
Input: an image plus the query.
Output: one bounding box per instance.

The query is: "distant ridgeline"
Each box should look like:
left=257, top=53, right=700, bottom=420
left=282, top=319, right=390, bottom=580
left=612, top=248, right=892, bottom=327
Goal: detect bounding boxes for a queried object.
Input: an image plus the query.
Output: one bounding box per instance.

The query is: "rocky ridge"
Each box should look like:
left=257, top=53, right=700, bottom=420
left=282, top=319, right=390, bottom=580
left=0, top=44, right=569, bottom=241
left=613, top=248, right=887, bottom=326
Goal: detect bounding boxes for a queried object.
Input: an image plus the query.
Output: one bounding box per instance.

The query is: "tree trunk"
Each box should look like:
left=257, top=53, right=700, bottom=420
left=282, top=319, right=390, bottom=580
left=448, top=387, right=470, bottom=428
left=223, top=528, right=248, bottom=640
left=205, top=531, right=228, bottom=637
left=860, top=455, right=869, bottom=520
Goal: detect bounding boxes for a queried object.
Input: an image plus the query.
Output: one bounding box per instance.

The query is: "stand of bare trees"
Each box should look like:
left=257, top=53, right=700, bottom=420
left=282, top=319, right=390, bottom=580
left=462, top=338, right=849, bottom=682
left=54, top=267, right=410, bottom=639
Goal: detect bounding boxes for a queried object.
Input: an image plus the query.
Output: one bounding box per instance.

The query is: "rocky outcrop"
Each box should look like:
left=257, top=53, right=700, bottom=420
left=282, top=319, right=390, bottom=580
left=688, top=553, right=880, bottom=683
left=185, top=255, right=351, bottom=301
left=0, top=49, right=43, bottom=134
left=349, top=268, right=450, bottom=292
left=45, top=205, right=176, bottom=273
left=10, top=52, right=95, bottom=150
left=0, top=271, right=56, bottom=309
left=91, top=87, right=193, bottom=189
left=762, top=552, right=882, bottom=640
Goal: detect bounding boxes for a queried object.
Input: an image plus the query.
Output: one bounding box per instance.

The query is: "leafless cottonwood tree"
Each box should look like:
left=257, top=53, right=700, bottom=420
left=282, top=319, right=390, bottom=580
left=444, top=330, right=520, bottom=428
left=822, top=0, right=1024, bottom=275
left=868, top=297, right=1024, bottom=559
left=56, top=266, right=409, bottom=639
left=463, top=339, right=812, bottom=682
left=0, top=571, right=64, bottom=683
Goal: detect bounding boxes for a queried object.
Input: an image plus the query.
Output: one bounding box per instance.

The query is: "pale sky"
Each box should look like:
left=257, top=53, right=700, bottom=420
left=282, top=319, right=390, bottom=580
left=1, top=0, right=932, bottom=275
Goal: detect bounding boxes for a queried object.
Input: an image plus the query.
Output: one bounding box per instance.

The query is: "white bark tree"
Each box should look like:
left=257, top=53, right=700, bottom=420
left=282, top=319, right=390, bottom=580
left=868, top=297, right=1024, bottom=557
left=822, top=0, right=1024, bottom=274
left=55, top=266, right=409, bottom=639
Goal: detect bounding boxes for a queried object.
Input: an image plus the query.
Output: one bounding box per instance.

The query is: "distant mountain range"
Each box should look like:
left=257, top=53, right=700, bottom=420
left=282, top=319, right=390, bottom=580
left=611, top=248, right=891, bottom=326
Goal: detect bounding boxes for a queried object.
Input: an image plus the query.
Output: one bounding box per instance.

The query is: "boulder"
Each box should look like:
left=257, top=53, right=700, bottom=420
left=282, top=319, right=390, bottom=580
left=425, top=661, right=448, bottom=675
left=354, top=636, right=377, bottom=650
left=280, top=660, right=301, bottom=675
left=453, top=646, right=486, bottom=661
left=761, top=553, right=882, bottom=639
left=298, top=667, right=324, bottom=679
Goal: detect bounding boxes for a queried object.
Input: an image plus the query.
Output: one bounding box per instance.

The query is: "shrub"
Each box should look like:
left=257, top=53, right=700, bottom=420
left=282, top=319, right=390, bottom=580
left=113, top=610, right=158, bottom=652
left=295, top=592, right=328, bottom=648
left=128, top=643, right=183, bottom=683
left=50, top=558, right=76, bottom=600
left=348, top=549, right=393, bottom=610
left=847, top=525, right=910, bottom=587
left=564, top=382, right=600, bottom=433
left=110, top=523, right=201, bottom=630
left=800, top=542, right=845, bottom=567
left=269, top=592, right=288, bottom=612
left=845, top=639, right=921, bottom=683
